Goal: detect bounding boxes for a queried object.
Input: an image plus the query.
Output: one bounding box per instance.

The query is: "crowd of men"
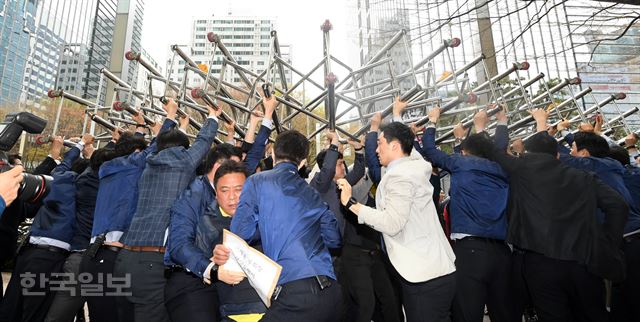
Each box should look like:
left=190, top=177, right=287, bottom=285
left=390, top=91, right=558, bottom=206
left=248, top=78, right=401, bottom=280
left=0, top=94, right=639, bottom=322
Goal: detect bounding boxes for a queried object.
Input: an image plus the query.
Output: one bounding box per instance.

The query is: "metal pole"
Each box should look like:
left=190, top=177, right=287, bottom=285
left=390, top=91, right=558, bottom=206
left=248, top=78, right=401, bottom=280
left=52, top=96, right=65, bottom=136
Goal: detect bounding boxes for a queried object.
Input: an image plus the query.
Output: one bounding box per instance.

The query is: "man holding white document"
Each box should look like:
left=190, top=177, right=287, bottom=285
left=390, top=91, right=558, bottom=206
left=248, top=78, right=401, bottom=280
left=164, top=160, right=266, bottom=322
left=215, top=130, right=343, bottom=322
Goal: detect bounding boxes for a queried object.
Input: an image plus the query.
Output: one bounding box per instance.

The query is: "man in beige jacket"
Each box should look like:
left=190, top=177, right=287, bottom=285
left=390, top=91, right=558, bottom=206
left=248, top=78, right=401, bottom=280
left=338, top=121, right=456, bottom=322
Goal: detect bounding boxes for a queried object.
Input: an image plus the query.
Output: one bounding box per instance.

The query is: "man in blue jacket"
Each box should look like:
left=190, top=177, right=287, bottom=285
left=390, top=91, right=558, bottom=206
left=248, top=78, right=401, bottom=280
left=164, top=160, right=267, bottom=322
left=163, top=97, right=275, bottom=322
left=555, top=121, right=640, bottom=234
left=78, top=103, right=176, bottom=322
left=422, top=106, right=511, bottom=322
left=45, top=144, right=115, bottom=322
left=114, top=100, right=221, bottom=322
left=215, top=129, right=342, bottom=322
left=0, top=134, right=93, bottom=322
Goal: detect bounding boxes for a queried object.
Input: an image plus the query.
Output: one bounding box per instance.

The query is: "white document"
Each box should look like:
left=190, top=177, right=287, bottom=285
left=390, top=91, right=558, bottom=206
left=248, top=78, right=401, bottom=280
left=220, top=229, right=282, bottom=307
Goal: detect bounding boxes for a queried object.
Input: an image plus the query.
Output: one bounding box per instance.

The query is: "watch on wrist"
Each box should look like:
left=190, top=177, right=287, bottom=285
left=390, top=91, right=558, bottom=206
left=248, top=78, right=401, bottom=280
left=211, top=263, right=219, bottom=280
left=346, top=197, right=358, bottom=209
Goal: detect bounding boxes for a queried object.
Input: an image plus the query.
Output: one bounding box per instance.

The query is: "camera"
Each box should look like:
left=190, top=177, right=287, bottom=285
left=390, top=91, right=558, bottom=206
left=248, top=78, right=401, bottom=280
left=0, top=112, right=52, bottom=203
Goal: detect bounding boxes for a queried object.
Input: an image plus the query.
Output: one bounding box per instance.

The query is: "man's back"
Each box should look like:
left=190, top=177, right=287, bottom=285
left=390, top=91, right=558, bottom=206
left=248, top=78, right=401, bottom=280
left=231, top=161, right=341, bottom=285
left=70, top=167, right=99, bottom=250
left=123, top=117, right=218, bottom=246
left=491, top=150, right=627, bottom=280
left=560, top=154, right=640, bottom=234
left=92, top=151, right=148, bottom=237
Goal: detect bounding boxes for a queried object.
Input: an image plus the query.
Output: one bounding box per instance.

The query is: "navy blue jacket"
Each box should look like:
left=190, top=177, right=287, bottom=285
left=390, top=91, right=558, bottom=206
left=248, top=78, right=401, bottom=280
left=123, top=117, right=219, bottom=246
left=231, top=162, right=342, bottom=285
left=70, top=167, right=99, bottom=251
left=623, top=167, right=640, bottom=230
left=559, top=135, right=640, bottom=234
left=91, top=119, right=174, bottom=238
left=421, top=127, right=509, bottom=240
left=365, top=131, right=382, bottom=184
left=165, top=176, right=266, bottom=317
left=165, top=176, right=221, bottom=277
left=30, top=146, right=82, bottom=243
left=244, top=124, right=272, bottom=175
left=165, top=122, right=272, bottom=270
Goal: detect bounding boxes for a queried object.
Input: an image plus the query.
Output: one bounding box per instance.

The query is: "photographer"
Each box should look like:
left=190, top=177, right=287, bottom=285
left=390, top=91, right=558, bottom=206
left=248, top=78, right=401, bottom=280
left=0, top=165, right=24, bottom=215
left=0, top=138, right=66, bottom=298
left=0, top=134, right=94, bottom=322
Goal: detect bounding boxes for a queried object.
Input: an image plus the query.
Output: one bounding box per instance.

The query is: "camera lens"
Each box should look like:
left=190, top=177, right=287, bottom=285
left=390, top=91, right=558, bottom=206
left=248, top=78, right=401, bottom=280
left=18, top=173, right=52, bottom=203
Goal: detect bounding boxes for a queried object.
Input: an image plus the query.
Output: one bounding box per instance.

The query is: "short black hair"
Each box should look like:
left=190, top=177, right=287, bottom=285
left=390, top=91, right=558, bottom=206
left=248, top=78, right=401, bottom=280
left=115, top=132, right=147, bottom=157
left=380, top=122, right=414, bottom=155
left=315, top=149, right=343, bottom=169
left=461, top=132, right=493, bottom=159
left=524, top=131, right=558, bottom=156
left=157, top=128, right=190, bottom=152
left=203, top=143, right=243, bottom=174
left=213, top=160, right=248, bottom=187
left=71, top=158, right=90, bottom=174
left=7, top=153, right=21, bottom=165
left=273, top=130, right=309, bottom=165
left=609, top=145, right=630, bottom=166
left=574, top=132, right=610, bottom=158
left=90, top=148, right=115, bottom=171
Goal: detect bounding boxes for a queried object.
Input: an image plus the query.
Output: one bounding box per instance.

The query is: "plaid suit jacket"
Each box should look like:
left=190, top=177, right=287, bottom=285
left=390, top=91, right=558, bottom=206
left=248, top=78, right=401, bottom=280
left=122, top=117, right=219, bottom=246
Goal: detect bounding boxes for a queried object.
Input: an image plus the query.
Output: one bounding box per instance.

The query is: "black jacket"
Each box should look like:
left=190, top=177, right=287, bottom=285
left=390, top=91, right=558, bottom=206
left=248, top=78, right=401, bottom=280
left=70, top=167, right=99, bottom=251
left=489, top=135, right=628, bottom=281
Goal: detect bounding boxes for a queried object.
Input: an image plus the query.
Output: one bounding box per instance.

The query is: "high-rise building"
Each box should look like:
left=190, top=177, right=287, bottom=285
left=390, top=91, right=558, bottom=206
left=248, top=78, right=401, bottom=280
left=565, top=2, right=640, bottom=126
left=25, top=0, right=99, bottom=107
left=167, top=15, right=293, bottom=90
left=83, top=0, right=117, bottom=105
left=3, top=0, right=145, bottom=109
left=350, top=0, right=639, bottom=126
left=103, top=0, right=145, bottom=107
left=351, top=0, right=416, bottom=113
left=0, top=0, right=37, bottom=106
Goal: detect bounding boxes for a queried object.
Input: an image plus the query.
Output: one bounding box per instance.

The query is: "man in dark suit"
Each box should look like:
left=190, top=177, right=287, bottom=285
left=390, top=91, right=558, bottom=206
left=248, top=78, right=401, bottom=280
left=489, top=108, right=628, bottom=321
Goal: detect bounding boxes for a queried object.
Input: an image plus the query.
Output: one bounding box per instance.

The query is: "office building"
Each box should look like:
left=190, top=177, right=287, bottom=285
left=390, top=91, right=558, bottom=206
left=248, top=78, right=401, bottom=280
left=167, top=15, right=293, bottom=90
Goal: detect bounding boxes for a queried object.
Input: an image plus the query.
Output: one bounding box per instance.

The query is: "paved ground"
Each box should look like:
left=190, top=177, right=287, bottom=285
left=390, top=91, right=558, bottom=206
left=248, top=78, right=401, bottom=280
left=3, top=271, right=493, bottom=321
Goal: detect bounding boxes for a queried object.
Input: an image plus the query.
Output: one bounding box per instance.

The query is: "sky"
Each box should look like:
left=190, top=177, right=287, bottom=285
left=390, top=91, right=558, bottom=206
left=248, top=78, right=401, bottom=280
left=140, top=0, right=361, bottom=81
